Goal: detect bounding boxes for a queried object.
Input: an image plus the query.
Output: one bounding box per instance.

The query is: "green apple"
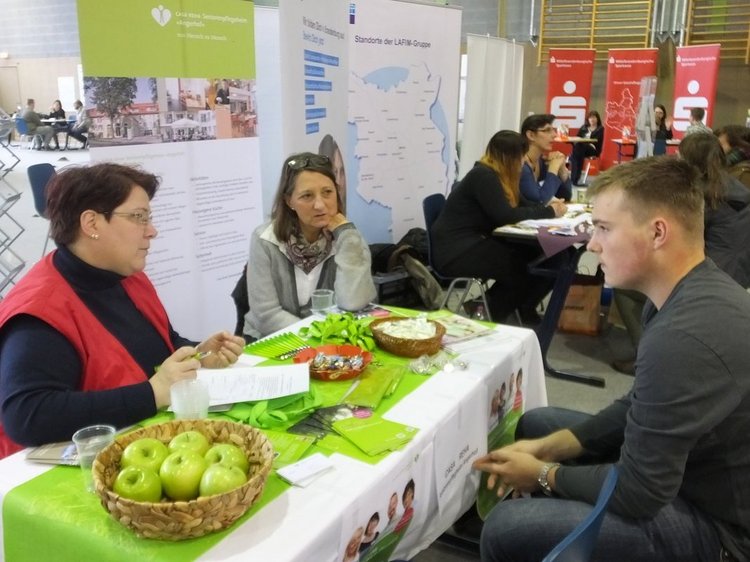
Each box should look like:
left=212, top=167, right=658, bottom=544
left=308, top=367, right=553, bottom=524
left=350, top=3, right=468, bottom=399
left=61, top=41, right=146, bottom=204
left=199, top=463, right=247, bottom=497
left=159, top=450, right=207, bottom=501
left=121, top=437, right=169, bottom=473
left=113, top=465, right=162, bottom=503
left=204, top=443, right=250, bottom=474
left=168, top=430, right=210, bottom=456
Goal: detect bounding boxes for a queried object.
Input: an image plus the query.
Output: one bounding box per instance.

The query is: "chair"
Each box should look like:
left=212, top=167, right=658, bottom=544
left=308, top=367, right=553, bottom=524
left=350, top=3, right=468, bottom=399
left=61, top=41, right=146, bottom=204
left=27, top=163, right=56, bottom=257
left=230, top=264, right=249, bottom=337
left=542, top=466, right=619, bottom=562
left=14, top=117, right=43, bottom=150
left=579, top=157, right=599, bottom=186
left=422, top=193, right=492, bottom=321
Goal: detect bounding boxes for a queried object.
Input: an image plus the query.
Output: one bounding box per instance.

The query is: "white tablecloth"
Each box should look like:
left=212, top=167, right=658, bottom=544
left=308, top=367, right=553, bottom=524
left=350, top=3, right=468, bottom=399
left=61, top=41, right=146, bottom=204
left=0, top=323, right=546, bottom=562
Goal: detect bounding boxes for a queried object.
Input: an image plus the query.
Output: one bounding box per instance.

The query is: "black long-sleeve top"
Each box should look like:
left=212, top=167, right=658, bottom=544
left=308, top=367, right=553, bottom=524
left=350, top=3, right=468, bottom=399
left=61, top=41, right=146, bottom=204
left=0, top=247, right=193, bottom=446
left=431, top=163, right=554, bottom=270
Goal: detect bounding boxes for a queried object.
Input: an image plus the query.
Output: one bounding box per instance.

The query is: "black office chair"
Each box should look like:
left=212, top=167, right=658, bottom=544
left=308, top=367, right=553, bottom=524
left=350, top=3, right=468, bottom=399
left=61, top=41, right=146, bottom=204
left=422, top=193, right=491, bottom=321
left=27, top=163, right=56, bottom=257
left=542, top=466, right=618, bottom=562
left=230, top=264, right=250, bottom=338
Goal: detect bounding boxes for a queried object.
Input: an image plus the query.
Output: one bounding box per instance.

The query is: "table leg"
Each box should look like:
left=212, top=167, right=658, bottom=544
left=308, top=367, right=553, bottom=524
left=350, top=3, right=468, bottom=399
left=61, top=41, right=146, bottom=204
left=532, top=246, right=606, bottom=387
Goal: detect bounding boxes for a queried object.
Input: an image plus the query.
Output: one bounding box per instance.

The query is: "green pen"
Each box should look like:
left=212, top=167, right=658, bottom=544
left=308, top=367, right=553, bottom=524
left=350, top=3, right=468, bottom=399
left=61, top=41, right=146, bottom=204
left=154, top=351, right=212, bottom=373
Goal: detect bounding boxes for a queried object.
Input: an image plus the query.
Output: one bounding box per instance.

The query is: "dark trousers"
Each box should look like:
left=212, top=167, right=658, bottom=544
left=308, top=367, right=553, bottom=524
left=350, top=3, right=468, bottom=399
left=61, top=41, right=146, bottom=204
left=437, top=237, right=558, bottom=322
left=570, top=143, right=598, bottom=185
left=480, top=406, right=724, bottom=562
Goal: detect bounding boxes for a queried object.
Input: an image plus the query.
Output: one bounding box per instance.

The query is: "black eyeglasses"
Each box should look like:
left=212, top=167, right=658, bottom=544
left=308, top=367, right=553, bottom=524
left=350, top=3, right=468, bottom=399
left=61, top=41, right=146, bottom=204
left=287, top=155, right=330, bottom=170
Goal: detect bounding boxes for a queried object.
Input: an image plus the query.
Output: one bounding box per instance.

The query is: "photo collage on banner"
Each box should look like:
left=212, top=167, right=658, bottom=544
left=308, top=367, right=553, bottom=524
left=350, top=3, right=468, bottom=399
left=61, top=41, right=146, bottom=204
left=671, top=44, right=721, bottom=139
left=279, top=0, right=350, bottom=211
left=347, top=0, right=462, bottom=243
left=546, top=49, right=596, bottom=157
left=77, top=0, right=262, bottom=338
left=600, top=49, right=658, bottom=170
left=338, top=446, right=433, bottom=562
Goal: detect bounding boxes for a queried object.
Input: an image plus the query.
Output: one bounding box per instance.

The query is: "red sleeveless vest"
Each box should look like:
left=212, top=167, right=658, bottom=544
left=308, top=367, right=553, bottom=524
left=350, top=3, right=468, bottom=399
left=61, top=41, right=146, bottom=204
left=0, top=253, right=173, bottom=458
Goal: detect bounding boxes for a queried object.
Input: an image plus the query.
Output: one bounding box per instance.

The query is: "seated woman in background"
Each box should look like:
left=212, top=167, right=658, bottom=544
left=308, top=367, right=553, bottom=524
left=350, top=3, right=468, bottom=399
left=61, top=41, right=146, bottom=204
left=612, top=136, right=750, bottom=374
left=653, top=103, right=673, bottom=140
left=431, top=130, right=567, bottom=323
left=244, top=152, right=376, bottom=340
left=0, top=163, right=245, bottom=458
left=680, top=133, right=750, bottom=286
left=715, top=124, right=750, bottom=166
left=519, top=113, right=572, bottom=203
left=568, top=110, right=604, bottom=186
left=46, top=99, right=67, bottom=150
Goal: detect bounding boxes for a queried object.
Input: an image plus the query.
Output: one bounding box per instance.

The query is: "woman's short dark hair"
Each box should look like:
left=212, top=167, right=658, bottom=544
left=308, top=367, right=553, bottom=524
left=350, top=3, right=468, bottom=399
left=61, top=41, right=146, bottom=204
left=47, top=162, right=159, bottom=245
left=271, top=152, right=339, bottom=242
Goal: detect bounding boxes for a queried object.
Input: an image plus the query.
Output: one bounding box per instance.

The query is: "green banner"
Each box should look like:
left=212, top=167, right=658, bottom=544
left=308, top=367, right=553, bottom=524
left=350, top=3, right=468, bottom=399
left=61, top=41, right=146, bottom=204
left=77, top=0, right=255, bottom=78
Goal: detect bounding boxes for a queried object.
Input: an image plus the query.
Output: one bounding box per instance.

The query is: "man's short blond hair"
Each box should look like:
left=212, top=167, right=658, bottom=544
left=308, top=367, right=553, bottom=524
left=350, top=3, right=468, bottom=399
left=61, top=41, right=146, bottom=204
left=588, top=156, right=704, bottom=242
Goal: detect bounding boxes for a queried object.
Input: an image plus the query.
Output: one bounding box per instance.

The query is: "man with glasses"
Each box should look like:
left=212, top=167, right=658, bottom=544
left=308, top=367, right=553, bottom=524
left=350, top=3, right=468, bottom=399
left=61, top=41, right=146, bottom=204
left=519, top=113, right=572, bottom=204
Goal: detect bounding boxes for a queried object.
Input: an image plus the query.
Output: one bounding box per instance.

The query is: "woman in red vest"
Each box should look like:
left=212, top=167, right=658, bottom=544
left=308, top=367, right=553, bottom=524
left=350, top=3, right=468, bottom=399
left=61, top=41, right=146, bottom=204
left=0, top=163, right=245, bottom=458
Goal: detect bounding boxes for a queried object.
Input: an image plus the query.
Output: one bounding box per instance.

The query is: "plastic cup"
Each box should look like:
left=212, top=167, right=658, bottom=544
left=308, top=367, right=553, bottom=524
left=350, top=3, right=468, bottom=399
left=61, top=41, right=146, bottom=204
left=311, top=289, right=334, bottom=314
left=71, top=424, right=116, bottom=492
left=170, top=379, right=210, bottom=420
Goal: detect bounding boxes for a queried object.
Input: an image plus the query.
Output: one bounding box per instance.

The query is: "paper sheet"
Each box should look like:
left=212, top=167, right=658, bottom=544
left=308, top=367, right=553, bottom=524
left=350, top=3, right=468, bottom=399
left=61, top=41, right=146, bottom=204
left=197, top=363, right=310, bottom=405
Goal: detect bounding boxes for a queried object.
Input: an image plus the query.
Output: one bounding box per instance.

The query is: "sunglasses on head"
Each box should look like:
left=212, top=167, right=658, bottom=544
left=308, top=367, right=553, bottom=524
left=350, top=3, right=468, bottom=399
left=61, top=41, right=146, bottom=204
left=287, top=154, right=330, bottom=170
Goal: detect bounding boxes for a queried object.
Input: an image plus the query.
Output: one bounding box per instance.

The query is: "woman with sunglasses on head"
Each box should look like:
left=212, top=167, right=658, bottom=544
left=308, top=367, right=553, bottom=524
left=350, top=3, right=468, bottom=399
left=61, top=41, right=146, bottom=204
left=519, top=113, right=573, bottom=204
left=431, top=131, right=567, bottom=324
left=0, top=163, right=245, bottom=459
left=243, top=152, right=376, bottom=340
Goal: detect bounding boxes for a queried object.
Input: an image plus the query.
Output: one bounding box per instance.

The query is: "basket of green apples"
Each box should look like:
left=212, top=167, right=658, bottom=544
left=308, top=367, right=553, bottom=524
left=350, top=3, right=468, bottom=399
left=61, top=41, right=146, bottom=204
left=92, top=419, right=274, bottom=540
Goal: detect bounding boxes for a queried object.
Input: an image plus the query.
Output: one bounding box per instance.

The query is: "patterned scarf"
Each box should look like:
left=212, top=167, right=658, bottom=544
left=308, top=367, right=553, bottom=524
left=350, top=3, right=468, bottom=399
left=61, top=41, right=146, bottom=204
left=285, top=229, right=333, bottom=274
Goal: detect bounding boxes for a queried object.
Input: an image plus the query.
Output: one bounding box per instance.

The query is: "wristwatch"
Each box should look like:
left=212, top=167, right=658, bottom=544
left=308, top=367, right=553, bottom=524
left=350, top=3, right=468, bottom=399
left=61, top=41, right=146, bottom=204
left=537, top=462, right=560, bottom=496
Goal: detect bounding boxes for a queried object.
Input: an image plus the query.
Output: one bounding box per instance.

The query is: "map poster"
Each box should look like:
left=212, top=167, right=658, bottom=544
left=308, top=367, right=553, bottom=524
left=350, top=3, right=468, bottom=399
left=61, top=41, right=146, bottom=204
left=546, top=49, right=596, bottom=136
left=600, top=49, right=658, bottom=170
left=77, top=0, right=262, bottom=339
left=279, top=0, right=350, bottom=209
left=671, top=44, right=720, bottom=138
left=348, top=0, right=462, bottom=243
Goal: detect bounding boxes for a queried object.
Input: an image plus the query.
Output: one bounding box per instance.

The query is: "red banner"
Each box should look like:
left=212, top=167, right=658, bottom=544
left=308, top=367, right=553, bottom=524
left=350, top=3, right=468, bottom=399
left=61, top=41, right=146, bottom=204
left=546, top=49, right=596, bottom=133
left=601, top=49, right=658, bottom=170
left=671, top=44, right=721, bottom=139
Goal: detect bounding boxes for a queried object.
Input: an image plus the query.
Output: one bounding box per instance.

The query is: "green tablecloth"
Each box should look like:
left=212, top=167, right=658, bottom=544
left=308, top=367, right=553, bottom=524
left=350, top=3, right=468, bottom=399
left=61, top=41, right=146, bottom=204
left=3, top=333, right=429, bottom=562
left=3, top=464, right=289, bottom=562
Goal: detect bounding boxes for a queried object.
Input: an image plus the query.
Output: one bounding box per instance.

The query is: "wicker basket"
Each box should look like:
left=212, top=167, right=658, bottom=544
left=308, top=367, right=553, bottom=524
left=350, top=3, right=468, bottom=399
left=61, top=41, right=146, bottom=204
left=369, top=317, right=445, bottom=358
left=92, top=419, right=273, bottom=540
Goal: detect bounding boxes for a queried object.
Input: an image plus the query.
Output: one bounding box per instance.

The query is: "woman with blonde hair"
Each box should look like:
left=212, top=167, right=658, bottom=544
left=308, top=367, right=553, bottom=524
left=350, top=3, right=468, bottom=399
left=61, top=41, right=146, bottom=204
left=431, top=131, right=566, bottom=323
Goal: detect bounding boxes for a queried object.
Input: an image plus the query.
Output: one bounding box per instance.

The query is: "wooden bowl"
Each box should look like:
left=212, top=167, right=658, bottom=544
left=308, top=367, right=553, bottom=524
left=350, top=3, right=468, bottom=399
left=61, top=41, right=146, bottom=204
left=369, top=317, right=445, bottom=358
left=294, top=344, right=372, bottom=381
left=92, top=419, right=273, bottom=540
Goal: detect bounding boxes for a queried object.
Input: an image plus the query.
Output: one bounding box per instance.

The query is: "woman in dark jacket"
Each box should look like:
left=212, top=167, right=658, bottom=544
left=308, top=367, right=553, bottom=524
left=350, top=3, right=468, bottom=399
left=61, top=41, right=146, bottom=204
left=680, top=133, right=750, bottom=287
left=653, top=104, right=673, bottom=140
left=431, top=131, right=567, bottom=322
left=570, top=110, right=604, bottom=185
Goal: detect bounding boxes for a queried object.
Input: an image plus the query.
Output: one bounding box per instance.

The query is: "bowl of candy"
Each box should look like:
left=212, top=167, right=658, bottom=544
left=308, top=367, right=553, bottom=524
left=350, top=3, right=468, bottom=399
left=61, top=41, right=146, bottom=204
left=294, top=344, right=373, bottom=381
